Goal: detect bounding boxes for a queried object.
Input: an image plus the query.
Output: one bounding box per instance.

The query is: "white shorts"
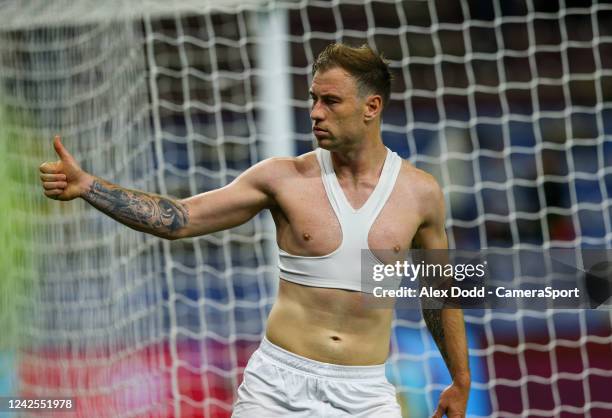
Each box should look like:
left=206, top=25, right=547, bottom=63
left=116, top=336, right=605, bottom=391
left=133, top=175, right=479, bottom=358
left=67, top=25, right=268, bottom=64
left=232, top=337, right=402, bottom=417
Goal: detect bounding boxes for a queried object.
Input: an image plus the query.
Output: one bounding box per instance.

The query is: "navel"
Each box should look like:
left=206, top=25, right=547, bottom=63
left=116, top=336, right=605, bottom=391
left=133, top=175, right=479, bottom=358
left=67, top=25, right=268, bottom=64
left=303, top=232, right=312, bottom=241
left=393, top=245, right=401, bottom=253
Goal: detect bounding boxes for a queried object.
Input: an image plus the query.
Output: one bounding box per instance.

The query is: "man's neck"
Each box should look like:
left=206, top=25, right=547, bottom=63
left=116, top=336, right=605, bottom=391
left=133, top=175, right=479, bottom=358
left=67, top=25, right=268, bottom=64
left=329, top=137, right=387, bottom=182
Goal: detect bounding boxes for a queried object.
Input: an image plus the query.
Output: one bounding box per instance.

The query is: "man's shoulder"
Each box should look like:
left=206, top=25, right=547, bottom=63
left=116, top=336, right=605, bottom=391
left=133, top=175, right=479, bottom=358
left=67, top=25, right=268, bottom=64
left=257, top=151, right=318, bottom=174
left=395, top=158, right=446, bottom=223
left=249, top=151, right=318, bottom=185
left=396, top=159, right=443, bottom=198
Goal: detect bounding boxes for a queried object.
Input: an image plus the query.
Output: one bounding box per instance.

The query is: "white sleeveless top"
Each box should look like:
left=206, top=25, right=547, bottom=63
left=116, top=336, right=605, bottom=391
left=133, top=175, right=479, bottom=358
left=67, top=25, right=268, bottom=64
left=278, top=147, right=403, bottom=293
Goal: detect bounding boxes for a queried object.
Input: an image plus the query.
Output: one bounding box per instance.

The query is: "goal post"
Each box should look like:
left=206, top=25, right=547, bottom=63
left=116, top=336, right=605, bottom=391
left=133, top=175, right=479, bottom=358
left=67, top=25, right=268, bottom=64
left=0, top=1, right=611, bottom=417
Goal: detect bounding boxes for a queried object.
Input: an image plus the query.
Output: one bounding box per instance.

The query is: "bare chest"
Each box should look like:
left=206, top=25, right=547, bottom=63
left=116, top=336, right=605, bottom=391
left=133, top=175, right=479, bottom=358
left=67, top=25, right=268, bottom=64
left=272, top=174, right=421, bottom=256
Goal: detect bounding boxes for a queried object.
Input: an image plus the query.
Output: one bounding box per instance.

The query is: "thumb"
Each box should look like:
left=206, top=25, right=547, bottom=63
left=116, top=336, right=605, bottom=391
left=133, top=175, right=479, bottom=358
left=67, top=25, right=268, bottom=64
left=53, top=135, right=75, bottom=163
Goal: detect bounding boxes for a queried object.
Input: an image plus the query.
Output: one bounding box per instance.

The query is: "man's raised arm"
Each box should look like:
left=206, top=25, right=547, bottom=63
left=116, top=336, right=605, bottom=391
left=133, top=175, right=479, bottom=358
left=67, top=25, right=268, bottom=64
left=412, top=173, right=470, bottom=418
left=39, top=136, right=275, bottom=240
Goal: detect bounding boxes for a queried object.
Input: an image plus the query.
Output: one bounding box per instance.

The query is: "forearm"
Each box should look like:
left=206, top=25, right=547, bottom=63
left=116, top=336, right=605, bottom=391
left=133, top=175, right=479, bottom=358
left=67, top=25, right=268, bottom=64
left=81, top=176, right=189, bottom=239
left=423, top=308, right=470, bottom=385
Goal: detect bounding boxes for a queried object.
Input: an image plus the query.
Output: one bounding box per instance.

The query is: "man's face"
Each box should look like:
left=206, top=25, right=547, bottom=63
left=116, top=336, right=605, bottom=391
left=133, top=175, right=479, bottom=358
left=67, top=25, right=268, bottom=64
left=309, top=67, right=367, bottom=150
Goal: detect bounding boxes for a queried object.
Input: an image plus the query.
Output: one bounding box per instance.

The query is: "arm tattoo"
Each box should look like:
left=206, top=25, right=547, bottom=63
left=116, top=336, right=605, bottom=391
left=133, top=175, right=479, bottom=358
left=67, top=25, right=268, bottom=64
left=414, top=238, right=453, bottom=369
left=83, top=179, right=188, bottom=238
left=423, top=309, right=451, bottom=369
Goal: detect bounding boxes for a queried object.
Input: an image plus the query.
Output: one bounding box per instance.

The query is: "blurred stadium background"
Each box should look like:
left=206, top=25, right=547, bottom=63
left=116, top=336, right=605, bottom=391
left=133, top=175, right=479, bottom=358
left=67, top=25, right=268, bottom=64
left=0, top=0, right=611, bottom=417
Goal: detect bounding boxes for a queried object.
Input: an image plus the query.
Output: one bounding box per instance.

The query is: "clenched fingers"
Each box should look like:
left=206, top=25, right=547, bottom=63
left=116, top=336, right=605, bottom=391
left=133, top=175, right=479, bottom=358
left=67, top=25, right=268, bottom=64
left=40, top=173, right=66, bottom=182
left=44, top=189, right=64, bottom=197
left=39, top=161, right=61, bottom=174
left=42, top=181, right=67, bottom=190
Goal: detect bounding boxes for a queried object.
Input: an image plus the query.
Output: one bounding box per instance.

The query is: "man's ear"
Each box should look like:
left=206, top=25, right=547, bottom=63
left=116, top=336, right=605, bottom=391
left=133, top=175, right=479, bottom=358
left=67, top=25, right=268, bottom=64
left=364, top=95, right=383, bottom=121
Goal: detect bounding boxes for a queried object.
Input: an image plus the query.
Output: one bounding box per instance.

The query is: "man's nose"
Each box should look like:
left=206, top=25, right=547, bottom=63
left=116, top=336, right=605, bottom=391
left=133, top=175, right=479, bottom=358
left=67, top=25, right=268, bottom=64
left=310, top=101, right=324, bottom=121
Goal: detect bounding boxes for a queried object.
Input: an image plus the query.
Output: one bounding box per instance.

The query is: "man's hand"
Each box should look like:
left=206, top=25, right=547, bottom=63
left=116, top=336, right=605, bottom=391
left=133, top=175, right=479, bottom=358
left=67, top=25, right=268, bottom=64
left=39, top=135, right=92, bottom=201
left=431, top=379, right=470, bottom=418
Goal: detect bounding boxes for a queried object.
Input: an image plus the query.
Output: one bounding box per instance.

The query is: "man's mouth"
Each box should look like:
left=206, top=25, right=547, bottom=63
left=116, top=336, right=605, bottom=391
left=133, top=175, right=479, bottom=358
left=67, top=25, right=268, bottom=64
left=313, top=127, right=329, bottom=139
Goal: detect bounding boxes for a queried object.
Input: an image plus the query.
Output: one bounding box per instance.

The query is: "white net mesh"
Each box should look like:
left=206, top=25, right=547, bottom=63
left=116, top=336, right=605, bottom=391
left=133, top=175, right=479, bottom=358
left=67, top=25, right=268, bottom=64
left=0, top=1, right=611, bottom=417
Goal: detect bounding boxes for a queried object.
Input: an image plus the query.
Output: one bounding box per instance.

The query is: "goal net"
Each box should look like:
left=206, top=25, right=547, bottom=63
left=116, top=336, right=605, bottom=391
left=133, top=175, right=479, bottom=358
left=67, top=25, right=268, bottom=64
left=0, top=1, right=610, bottom=417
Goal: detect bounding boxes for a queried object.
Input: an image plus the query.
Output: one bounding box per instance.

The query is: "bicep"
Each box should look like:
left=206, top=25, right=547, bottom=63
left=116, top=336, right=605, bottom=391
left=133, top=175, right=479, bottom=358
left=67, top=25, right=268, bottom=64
left=177, top=160, right=278, bottom=238
left=412, top=179, right=448, bottom=250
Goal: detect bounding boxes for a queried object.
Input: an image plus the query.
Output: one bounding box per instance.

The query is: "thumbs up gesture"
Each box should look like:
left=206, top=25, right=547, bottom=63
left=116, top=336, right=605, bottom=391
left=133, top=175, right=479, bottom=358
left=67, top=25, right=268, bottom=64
left=39, top=136, right=92, bottom=201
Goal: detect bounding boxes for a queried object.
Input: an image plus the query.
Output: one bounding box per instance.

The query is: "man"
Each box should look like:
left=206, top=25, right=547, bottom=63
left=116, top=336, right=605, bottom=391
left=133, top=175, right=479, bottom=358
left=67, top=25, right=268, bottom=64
left=40, top=43, right=470, bottom=417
